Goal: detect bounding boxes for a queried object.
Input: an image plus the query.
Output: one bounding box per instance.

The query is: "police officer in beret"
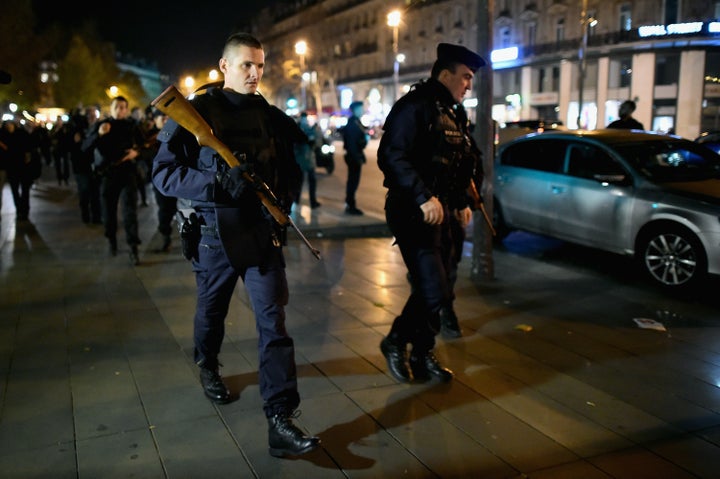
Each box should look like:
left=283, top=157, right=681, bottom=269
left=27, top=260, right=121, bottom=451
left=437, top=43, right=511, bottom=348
left=377, top=43, right=486, bottom=383
left=152, top=32, right=319, bottom=458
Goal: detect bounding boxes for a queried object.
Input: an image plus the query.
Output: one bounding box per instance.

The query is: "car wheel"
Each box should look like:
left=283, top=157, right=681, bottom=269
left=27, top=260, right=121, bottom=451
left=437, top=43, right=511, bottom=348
left=491, top=199, right=510, bottom=241
left=638, top=225, right=707, bottom=290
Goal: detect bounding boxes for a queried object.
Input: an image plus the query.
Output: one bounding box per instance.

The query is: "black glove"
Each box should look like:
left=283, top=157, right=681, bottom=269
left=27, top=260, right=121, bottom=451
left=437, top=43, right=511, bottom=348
left=216, top=163, right=253, bottom=201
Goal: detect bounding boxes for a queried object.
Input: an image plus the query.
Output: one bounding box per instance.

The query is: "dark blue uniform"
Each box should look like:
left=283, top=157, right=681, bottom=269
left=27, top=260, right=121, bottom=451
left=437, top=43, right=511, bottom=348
left=378, top=78, right=482, bottom=357
left=152, top=88, right=304, bottom=416
left=82, top=116, right=144, bottom=251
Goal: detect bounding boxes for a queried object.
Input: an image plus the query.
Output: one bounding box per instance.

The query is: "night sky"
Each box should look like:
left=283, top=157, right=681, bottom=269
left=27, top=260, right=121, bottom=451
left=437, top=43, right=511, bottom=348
left=32, top=0, right=289, bottom=77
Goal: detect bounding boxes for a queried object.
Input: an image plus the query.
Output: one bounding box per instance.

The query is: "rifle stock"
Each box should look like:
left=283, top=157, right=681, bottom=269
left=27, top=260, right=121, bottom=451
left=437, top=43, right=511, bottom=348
left=151, top=85, right=321, bottom=260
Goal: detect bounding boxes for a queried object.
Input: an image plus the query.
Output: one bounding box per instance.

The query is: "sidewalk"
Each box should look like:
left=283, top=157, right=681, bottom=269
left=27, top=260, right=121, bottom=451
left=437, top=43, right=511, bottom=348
left=1, top=165, right=720, bottom=478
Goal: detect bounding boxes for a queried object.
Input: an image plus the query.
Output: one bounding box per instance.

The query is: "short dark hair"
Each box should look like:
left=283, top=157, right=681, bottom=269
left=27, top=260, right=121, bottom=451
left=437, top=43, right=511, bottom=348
left=111, top=96, right=128, bottom=106
left=223, top=32, right=263, bottom=57
left=619, top=100, right=636, bottom=118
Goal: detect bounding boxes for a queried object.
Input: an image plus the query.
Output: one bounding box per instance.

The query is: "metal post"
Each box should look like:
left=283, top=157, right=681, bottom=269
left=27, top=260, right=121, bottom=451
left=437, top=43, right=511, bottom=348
left=300, top=54, right=307, bottom=111
left=392, top=25, right=400, bottom=101
left=577, top=0, right=588, bottom=129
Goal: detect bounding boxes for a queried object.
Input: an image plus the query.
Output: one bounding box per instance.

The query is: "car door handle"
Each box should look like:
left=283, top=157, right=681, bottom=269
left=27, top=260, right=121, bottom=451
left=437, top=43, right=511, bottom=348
left=551, top=185, right=565, bottom=194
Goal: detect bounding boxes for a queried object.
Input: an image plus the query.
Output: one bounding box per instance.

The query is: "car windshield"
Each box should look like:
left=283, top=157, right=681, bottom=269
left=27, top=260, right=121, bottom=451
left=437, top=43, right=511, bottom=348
left=615, top=140, right=720, bottom=182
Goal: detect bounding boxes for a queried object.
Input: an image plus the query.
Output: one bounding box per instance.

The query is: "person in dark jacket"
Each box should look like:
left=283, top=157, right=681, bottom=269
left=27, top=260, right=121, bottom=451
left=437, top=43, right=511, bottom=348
left=151, top=32, right=319, bottom=458
left=341, top=101, right=368, bottom=215
left=82, top=96, right=144, bottom=265
left=377, top=43, right=485, bottom=384
left=607, top=100, right=644, bottom=130
left=140, top=109, right=176, bottom=252
left=0, top=120, right=34, bottom=221
left=69, top=106, right=102, bottom=224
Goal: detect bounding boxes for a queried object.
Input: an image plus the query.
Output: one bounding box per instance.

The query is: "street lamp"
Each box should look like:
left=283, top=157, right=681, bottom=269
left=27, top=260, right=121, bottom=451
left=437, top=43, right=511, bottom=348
left=295, top=40, right=308, bottom=110
left=387, top=10, right=402, bottom=101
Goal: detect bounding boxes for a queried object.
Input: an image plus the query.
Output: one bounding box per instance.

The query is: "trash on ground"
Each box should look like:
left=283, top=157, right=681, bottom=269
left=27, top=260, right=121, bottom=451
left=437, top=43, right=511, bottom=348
left=633, top=317, right=667, bottom=332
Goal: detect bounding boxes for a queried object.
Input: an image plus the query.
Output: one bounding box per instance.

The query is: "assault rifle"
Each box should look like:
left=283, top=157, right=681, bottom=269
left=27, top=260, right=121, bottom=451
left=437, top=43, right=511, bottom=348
left=151, top=85, right=321, bottom=260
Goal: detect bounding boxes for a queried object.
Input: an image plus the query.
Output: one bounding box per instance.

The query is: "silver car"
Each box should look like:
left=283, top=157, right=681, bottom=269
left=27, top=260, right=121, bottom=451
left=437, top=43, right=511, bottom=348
left=494, top=129, right=720, bottom=290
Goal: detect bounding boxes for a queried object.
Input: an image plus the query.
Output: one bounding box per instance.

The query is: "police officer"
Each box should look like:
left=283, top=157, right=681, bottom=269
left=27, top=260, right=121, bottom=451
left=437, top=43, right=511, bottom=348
left=82, top=96, right=144, bottom=264
left=152, top=32, right=319, bottom=458
left=377, top=43, right=485, bottom=383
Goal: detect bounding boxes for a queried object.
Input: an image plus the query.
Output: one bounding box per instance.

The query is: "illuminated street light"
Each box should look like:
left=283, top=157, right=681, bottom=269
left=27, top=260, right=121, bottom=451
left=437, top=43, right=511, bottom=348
left=387, top=10, right=402, bottom=101
left=109, top=85, right=119, bottom=97
left=208, top=69, right=219, bottom=81
left=295, top=40, right=308, bottom=110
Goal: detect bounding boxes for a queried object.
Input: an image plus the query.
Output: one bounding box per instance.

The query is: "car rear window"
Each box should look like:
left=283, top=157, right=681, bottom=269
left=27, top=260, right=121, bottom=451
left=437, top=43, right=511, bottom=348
left=500, top=139, right=566, bottom=173
left=615, top=141, right=720, bottom=182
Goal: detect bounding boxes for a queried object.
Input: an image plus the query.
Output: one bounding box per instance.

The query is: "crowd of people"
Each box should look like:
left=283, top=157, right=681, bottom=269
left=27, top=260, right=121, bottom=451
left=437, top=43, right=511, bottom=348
left=0, top=101, right=175, bottom=265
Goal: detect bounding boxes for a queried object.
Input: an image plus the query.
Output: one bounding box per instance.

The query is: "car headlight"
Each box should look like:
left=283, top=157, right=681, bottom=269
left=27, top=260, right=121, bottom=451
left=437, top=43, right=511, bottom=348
left=321, top=144, right=335, bottom=154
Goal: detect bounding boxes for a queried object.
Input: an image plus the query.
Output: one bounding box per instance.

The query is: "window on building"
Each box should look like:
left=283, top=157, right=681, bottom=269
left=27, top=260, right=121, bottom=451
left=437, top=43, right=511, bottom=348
left=664, top=0, right=678, bottom=24
left=453, top=6, right=463, bottom=27
left=500, top=27, right=512, bottom=48
left=539, top=68, right=546, bottom=93
left=526, top=22, right=537, bottom=47
left=552, top=66, right=560, bottom=91
left=701, top=51, right=720, bottom=132
left=435, top=13, right=444, bottom=33
left=556, top=18, right=565, bottom=44
left=619, top=3, right=632, bottom=31
left=608, top=56, right=632, bottom=88
left=655, top=53, right=680, bottom=86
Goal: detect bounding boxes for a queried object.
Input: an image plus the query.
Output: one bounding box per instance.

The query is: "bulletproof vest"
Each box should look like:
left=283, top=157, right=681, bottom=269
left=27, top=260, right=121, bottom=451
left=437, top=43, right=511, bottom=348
left=429, top=101, right=475, bottom=205
left=193, top=90, right=278, bottom=188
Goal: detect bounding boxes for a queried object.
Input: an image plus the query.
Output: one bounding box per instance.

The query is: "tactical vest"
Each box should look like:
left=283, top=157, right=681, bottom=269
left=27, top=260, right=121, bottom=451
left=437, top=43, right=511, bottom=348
left=429, top=100, right=477, bottom=208
left=193, top=89, right=279, bottom=190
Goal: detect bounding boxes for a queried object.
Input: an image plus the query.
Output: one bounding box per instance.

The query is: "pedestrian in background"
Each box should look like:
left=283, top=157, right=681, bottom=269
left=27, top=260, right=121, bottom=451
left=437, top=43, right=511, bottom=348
left=377, top=43, right=486, bottom=383
left=607, top=100, right=644, bottom=130
left=69, top=106, right=102, bottom=224
left=50, top=117, right=72, bottom=186
left=341, top=100, right=367, bottom=215
left=0, top=120, right=35, bottom=221
left=152, top=32, right=319, bottom=458
left=82, top=96, right=144, bottom=265
left=293, top=111, right=320, bottom=209
left=142, top=109, right=176, bottom=252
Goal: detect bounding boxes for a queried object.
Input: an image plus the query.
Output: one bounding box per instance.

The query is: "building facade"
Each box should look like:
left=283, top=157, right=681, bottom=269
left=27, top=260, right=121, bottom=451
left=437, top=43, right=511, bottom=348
left=254, top=0, right=720, bottom=139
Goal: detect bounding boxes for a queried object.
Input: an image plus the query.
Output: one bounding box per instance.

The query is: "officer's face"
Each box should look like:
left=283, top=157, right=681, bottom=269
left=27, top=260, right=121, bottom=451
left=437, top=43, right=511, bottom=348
left=439, top=64, right=474, bottom=103
left=110, top=99, right=129, bottom=120
left=220, top=45, right=265, bottom=95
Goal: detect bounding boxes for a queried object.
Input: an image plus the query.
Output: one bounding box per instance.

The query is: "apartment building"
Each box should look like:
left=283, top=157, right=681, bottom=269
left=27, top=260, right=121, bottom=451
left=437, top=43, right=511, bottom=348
left=254, top=0, right=720, bottom=139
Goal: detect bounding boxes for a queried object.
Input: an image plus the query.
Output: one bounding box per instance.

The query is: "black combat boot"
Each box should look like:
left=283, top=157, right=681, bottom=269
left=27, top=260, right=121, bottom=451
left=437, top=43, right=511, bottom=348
left=409, top=351, right=454, bottom=383
left=199, top=367, right=231, bottom=404
left=439, top=306, right=462, bottom=339
left=380, top=335, right=410, bottom=383
left=268, top=412, right=320, bottom=458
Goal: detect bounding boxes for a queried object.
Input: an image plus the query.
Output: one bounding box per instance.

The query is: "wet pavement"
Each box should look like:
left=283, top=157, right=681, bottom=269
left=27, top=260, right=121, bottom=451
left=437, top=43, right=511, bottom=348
left=1, top=152, right=719, bottom=478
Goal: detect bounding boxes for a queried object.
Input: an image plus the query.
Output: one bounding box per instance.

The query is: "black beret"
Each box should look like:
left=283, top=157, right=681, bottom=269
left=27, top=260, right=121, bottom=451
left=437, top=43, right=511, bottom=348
left=436, top=43, right=486, bottom=71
